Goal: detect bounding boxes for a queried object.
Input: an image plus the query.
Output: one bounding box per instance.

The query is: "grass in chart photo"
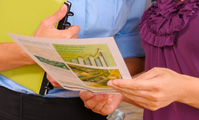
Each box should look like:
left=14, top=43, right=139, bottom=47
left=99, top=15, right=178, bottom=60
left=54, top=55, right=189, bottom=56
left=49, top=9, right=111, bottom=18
left=68, top=64, right=122, bottom=88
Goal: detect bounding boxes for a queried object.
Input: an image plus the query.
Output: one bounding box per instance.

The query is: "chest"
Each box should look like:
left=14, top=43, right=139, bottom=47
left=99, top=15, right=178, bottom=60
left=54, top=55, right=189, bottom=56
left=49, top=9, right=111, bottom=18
left=67, top=0, right=134, bottom=38
left=177, top=10, right=199, bottom=59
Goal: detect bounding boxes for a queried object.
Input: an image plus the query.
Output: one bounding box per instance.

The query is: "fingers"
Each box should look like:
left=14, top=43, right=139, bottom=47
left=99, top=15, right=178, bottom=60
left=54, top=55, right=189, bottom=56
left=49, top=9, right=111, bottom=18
left=85, top=94, right=108, bottom=109
left=98, top=94, right=123, bottom=115
left=120, top=90, right=148, bottom=105
left=33, top=4, right=80, bottom=39
left=80, top=91, right=120, bottom=115
left=92, top=97, right=107, bottom=113
left=108, top=79, right=154, bottom=91
left=114, top=88, right=161, bottom=111
left=46, top=74, right=62, bottom=87
left=80, top=90, right=95, bottom=101
left=62, top=25, right=80, bottom=39
left=88, top=94, right=109, bottom=115
left=44, top=4, right=68, bottom=26
left=107, top=68, right=167, bottom=91
left=90, top=94, right=121, bottom=115
left=111, top=85, right=150, bottom=98
left=50, top=81, right=62, bottom=87
left=80, top=91, right=108, bottom=114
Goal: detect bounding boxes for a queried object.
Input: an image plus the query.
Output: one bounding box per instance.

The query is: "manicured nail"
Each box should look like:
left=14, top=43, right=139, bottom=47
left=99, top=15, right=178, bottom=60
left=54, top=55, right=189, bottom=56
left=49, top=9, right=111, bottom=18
left=60, top=4, right=67, bottom=12
left=107, top=80, right=113, bottom=86
left=113, top=80, right=119, bottom=85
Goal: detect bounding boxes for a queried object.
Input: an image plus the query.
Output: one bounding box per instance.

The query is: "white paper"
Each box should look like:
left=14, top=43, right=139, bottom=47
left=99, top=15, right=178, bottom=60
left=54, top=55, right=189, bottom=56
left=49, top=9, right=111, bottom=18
left=9, top=33, right=132, bottom=93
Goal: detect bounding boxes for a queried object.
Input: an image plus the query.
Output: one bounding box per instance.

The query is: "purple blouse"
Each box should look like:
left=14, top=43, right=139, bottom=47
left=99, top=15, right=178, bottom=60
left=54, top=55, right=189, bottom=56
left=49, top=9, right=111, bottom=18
left=139, top=0, right=199, bottom=119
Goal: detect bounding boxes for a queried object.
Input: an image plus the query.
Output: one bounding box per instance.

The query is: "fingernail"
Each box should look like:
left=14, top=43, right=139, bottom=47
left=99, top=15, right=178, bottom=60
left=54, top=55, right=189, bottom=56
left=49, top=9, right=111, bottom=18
left=113, top=80, right=119, bottom=85
left=60, top=4, right=66, bottom=12
left=107, top=80, right=113, bottom=86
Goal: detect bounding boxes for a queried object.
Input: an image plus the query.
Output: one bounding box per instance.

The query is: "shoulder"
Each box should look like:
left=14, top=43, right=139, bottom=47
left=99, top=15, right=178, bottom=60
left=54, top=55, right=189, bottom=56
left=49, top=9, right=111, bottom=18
left=139, top=0, right=199, bottom=47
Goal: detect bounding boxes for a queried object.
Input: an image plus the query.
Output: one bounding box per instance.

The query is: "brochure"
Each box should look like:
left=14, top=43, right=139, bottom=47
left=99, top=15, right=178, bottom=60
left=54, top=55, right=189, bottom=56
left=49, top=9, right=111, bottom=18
left=9, top=33, right=132, bottom=93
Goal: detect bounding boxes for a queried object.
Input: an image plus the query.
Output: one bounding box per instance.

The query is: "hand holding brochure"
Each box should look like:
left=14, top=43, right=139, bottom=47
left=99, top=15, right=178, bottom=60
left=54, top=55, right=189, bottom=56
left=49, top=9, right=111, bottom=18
left=9, top=33, right=132, bottom=93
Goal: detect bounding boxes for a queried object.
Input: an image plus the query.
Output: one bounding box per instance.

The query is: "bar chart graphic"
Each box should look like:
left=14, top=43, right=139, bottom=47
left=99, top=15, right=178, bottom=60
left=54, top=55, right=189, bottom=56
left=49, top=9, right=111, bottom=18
left=53, top=44, right=116, bottom=67
left=70, top=48, right=110, bottom=67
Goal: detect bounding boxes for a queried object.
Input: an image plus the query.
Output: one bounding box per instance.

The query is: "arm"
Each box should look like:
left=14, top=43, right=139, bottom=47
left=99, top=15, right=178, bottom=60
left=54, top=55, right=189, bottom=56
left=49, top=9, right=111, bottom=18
left=108, top=67, right=199, bottom=111
left=0, top=43, right=35, bottom=71
left=176, top=73, right=199, bottom=109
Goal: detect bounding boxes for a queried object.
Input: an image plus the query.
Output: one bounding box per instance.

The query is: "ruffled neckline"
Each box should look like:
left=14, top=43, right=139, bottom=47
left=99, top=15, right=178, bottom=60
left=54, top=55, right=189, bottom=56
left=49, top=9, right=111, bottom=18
left=139, top=0, right=199, bottom=47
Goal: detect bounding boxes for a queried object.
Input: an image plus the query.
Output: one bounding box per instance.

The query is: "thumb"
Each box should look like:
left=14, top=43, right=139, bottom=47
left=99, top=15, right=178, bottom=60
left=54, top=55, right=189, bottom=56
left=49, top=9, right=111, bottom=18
left=45, top=4, right=68, bottom=26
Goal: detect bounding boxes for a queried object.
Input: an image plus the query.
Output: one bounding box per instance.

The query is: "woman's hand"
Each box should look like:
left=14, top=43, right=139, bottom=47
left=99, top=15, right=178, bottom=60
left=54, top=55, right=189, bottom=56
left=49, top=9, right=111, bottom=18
left=108, top=67, right=186, bottom=111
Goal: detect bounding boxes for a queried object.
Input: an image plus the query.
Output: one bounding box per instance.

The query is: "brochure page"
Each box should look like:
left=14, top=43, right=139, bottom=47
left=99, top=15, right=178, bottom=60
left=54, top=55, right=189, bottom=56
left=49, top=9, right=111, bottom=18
left=9, top=33, right=132, bottom=93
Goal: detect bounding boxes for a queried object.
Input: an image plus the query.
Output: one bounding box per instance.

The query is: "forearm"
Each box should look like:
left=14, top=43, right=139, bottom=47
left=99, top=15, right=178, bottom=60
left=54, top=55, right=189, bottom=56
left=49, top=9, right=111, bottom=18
left=177, top=74, right=199, bottom=109
left=124, top=57, right=145, bottom=76
left=0, top=43, right=35, bottom=71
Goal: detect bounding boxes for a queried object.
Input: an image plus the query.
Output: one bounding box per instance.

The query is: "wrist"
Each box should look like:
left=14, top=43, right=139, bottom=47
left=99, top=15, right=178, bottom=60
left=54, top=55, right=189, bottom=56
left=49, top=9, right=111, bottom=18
left=177, top=75, right=199, bottom=108
left=16, top=43, right=36, bottom=65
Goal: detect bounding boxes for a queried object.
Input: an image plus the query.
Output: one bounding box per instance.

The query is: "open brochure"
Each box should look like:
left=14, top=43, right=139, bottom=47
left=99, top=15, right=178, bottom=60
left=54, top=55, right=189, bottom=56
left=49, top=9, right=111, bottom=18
left=9, top=33, right=132, bottom=93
